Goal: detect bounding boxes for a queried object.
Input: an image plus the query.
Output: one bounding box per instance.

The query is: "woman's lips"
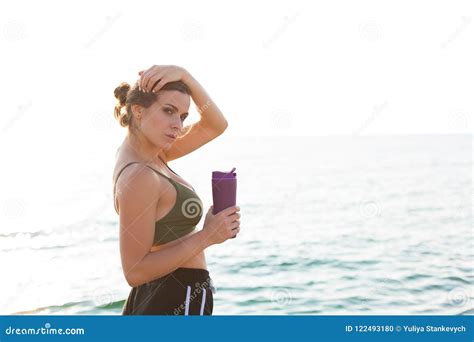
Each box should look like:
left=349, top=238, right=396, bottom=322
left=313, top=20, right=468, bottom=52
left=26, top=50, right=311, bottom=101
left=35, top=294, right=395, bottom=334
left=166, top=134, right=176, bottom=140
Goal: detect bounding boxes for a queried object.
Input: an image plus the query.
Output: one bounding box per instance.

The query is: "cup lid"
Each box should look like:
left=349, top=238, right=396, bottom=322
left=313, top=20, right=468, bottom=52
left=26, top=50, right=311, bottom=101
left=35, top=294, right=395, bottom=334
left=212, top=167, right=237, bottom=179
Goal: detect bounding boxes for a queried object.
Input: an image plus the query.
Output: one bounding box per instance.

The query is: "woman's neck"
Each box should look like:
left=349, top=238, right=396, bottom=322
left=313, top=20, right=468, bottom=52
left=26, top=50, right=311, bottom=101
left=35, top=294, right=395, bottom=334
left=124, top=131, right=165, bottom=166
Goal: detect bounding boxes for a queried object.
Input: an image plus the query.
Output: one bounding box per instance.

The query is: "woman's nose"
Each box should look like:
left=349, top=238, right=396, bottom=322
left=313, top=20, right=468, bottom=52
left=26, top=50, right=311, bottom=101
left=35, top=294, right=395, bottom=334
left=171, top=115, right=183, bottom=129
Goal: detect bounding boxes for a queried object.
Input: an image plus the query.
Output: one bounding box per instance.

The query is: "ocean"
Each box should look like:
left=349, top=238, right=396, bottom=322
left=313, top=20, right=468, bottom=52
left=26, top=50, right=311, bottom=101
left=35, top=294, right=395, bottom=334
left=0, top=134, right=472, bottom=315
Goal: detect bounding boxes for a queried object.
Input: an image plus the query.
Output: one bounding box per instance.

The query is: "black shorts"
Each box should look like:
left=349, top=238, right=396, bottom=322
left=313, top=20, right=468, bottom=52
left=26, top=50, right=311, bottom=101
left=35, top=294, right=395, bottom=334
left=122, top=267, right=215, bottom=315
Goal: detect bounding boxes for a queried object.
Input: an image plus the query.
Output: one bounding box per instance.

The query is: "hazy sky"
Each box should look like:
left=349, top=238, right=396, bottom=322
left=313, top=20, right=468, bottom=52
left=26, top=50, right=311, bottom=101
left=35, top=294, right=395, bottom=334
left=1, top=1, right=472, bottom=313
left=0, top=0, right=472, bottom=146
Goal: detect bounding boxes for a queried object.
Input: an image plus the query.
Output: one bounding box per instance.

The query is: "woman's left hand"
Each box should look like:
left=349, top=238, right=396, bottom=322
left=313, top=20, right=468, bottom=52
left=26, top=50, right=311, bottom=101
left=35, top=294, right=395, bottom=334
left=138, top=65, right=190, bottom=93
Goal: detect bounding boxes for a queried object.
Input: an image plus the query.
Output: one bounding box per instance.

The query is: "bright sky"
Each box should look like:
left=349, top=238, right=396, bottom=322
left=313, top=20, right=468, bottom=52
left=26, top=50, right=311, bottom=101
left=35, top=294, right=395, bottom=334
left=1, top=1, right=472, bottom=314
left=0, top=0, right=472, bottom=144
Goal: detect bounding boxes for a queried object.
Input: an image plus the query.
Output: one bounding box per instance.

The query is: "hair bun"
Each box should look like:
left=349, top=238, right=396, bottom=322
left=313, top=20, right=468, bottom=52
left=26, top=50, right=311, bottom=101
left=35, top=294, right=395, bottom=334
left=114, top=82, right=131, bottom=106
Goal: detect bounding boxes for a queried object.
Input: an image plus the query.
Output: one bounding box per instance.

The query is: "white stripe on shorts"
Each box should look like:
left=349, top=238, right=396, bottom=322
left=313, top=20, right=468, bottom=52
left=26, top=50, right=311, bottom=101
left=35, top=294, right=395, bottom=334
left=184, top=285, right=191, bottom=315
left=199, top=288, right=207, bottom=315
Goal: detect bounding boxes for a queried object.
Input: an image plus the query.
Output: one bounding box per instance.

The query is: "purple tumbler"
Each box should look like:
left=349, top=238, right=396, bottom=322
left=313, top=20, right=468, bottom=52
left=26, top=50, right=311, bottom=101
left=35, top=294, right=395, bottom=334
left=212, top=167, right=237, bottom=215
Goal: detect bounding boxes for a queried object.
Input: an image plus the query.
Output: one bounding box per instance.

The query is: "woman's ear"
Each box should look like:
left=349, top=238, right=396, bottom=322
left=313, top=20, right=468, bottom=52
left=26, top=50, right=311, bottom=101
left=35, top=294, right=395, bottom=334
left=131, top=104, right=143, bottom=120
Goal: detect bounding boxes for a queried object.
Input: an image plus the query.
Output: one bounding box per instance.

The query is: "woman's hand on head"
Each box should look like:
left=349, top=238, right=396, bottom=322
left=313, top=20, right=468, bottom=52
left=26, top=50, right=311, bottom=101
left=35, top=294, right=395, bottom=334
left=138, top=65, right=191, bottom=93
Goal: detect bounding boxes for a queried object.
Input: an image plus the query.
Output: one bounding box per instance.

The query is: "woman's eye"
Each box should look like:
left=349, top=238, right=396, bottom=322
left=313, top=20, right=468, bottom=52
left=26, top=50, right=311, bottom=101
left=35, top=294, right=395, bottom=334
left=165, top=108, right=173, bottom=114
left=181, top=115, right=188, bottom=121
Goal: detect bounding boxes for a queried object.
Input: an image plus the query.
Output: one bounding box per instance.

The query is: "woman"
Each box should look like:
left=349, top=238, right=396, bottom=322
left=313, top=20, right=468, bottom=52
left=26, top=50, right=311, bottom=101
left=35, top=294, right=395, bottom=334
left=112, top=65, right=241, bottom=315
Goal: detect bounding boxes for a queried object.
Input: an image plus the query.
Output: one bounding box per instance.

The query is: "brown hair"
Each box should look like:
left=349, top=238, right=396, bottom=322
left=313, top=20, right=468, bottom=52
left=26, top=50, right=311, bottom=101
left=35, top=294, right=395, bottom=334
left=113, top=81, right=191, bottom=129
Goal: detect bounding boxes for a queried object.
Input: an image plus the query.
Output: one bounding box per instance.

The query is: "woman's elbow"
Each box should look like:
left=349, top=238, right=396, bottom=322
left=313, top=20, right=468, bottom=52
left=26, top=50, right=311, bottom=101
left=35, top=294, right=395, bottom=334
left=222, top=119, right=229, bottom=132
left=215, top=120, right=228, bottom=135
left=124, top=270, right=143, bottom=287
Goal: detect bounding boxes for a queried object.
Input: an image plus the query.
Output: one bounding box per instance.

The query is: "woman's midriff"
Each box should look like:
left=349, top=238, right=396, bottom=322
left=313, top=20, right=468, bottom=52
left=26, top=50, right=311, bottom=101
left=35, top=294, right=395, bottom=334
left=149, top=229, right=208, bottom=270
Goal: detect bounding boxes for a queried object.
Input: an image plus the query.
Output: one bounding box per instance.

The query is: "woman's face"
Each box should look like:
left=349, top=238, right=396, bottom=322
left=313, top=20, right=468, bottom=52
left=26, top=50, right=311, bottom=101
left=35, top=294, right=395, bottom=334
left=136, top=90, right=190, bottom=149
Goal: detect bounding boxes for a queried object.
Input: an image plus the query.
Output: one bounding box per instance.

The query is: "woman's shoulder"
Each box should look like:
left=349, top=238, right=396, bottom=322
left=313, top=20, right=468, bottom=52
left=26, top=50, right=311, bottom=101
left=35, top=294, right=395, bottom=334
left=114, top=156, right=167, bottom=182
left=115, top=163, right=161, bottom=193
left=114, top=161, right=163, bottom=214
left=113, top=147, right=160, bottom=192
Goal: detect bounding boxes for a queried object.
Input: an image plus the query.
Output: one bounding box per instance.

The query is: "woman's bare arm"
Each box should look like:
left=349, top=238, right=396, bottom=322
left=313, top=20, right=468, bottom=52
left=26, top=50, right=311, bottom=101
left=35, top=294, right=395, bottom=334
left=129, top=231, right=211, bottom=286
left=162, top=73, right=229, bottom=161
left=116, top=162, right=240, bottom=287
left=138, top=65, right=229, bottom=162
left=116, top=165, right=211, bottom=287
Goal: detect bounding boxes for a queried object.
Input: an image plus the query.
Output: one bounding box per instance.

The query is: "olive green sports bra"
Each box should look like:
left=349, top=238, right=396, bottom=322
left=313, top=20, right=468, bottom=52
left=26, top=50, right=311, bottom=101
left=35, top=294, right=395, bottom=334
left=113, top=159, right=203, bottom=246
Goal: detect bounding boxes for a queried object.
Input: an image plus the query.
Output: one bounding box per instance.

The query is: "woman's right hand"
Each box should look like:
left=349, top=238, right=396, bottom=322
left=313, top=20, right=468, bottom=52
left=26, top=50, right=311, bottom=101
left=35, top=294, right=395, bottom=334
left=202, top=205, right=241, bottom=246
